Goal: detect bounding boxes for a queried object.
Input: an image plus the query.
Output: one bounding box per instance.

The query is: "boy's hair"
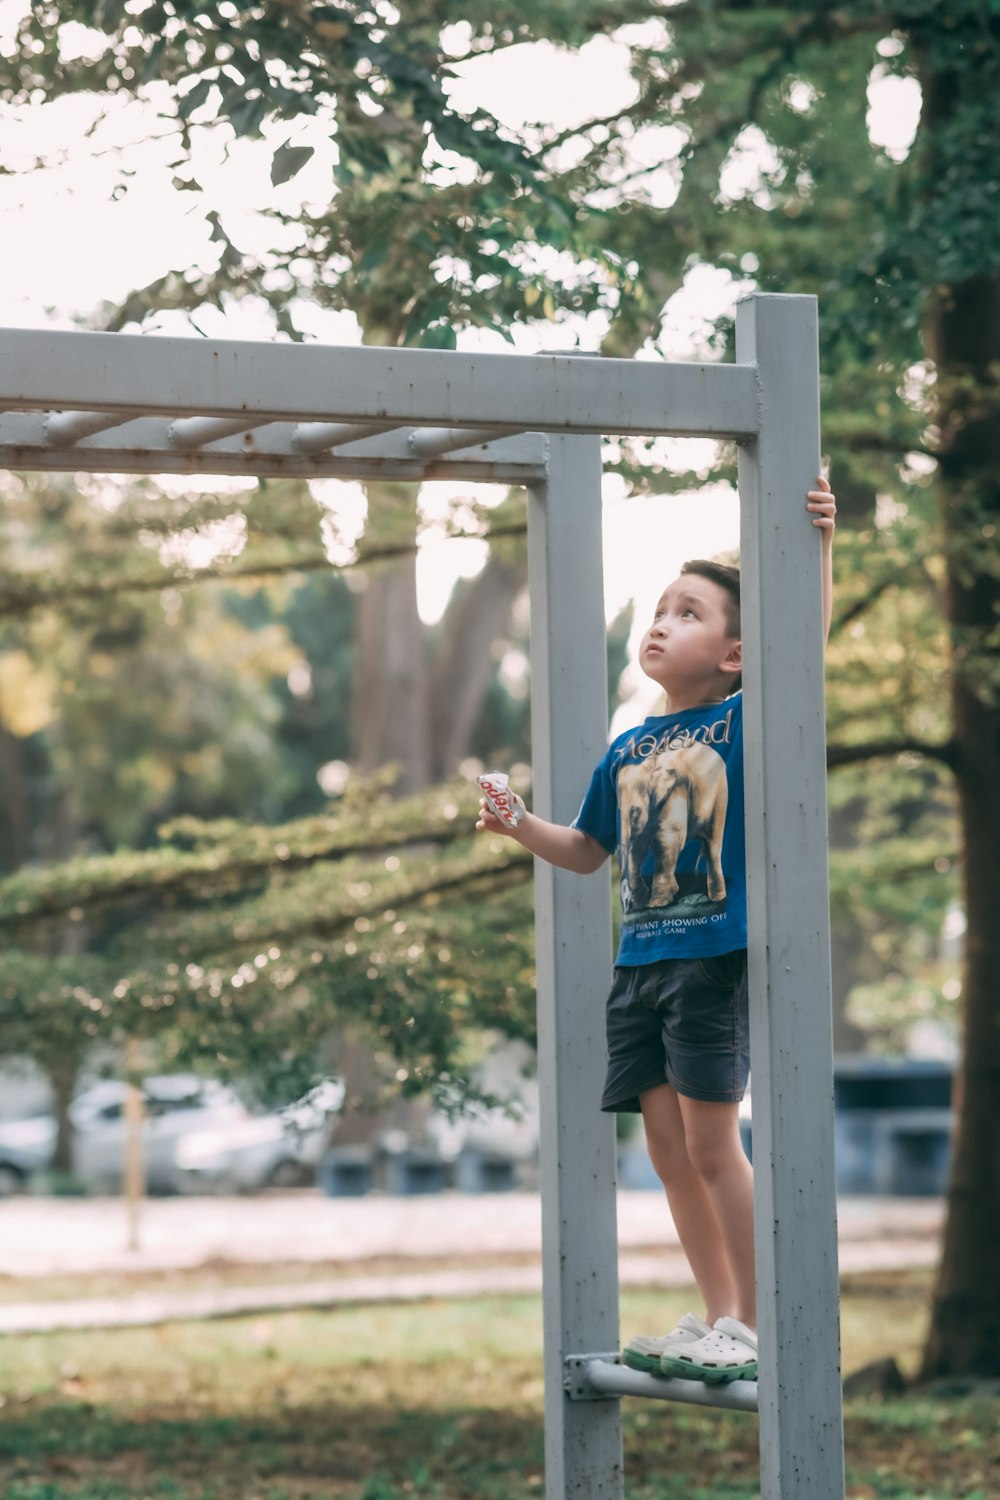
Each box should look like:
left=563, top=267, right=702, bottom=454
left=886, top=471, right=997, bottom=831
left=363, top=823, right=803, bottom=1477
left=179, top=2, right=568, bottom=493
left=681, top=559, right=742, bottom=692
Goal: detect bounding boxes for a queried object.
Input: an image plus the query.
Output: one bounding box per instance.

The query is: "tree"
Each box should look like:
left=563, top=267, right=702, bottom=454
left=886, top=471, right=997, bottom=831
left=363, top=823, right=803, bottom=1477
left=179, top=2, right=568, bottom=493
left=907, top=14, right=1000, bottom=1379
left=0, top=464, right=555, bottom=1114
left=0, top=772, right=540, bottom=1110
left=0, top=0, right=635, bottom=825
left=0, top=469, right=309, bottom=1143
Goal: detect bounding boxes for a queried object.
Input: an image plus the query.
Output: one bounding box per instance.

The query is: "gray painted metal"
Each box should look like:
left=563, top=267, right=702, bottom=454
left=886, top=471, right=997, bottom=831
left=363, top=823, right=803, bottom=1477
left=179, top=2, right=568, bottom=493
left=408, top=424, right=517, bottom=456
left=566, top=1356, right=759, bottom=1413
left=528, top=437, right=623, bottom=1500
left=0, top=326, right=758, bottom=437
left=168, top=415, right=272, bottom=448
left=44, top=410, right=128, bottom=444
left=0, top=413, right=548, bottom=484
left=290, top=420, right=400, bottom=453
left=736, top=295, right=846, bottom=1500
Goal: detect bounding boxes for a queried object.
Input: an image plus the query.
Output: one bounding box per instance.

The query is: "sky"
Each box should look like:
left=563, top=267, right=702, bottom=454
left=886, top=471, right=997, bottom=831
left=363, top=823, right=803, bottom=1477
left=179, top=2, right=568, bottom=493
left=0, top=6, right=921, bottom=721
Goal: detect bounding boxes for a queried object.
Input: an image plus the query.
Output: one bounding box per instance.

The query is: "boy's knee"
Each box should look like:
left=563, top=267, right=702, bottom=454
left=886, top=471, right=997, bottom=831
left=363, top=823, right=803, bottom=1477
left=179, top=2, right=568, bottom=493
left=685, top=1133, right=743, bottom=1184
left=645, top=1131, right=692, bottom=1182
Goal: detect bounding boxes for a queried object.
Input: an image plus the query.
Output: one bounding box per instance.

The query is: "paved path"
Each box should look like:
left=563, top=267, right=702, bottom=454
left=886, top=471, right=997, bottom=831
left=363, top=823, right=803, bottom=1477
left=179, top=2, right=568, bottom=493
left=0, top=1191, right=943, bottom=1334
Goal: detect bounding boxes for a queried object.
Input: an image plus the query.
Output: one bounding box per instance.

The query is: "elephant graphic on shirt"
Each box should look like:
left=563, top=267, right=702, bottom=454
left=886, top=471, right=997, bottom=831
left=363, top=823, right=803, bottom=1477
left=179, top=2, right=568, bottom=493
left=618, top=744, right=728, bottom=910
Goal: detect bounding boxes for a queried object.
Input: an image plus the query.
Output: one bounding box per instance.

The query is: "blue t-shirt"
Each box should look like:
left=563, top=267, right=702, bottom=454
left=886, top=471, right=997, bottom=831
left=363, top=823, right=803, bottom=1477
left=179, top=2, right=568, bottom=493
left=573, top=694, right=746, bottom=966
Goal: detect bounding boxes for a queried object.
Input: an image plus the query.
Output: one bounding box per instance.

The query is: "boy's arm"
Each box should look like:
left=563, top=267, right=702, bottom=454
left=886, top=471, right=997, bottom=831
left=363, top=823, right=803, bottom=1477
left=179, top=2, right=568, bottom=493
left=476, top=800, right=610, bottom=875
left=806, top=475, right=837, bottom=645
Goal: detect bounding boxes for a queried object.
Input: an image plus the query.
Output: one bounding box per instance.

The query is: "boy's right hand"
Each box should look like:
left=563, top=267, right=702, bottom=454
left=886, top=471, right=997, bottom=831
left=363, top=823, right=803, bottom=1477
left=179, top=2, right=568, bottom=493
left=476, top=794, right=526, bottom=836
left=477, top=793, right=608, bottom=874
left=476, top=771, right=526, bottom=834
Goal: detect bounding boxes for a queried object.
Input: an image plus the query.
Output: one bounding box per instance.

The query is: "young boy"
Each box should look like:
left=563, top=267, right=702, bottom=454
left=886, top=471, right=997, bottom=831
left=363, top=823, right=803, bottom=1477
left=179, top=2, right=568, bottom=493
left=477, top=477, right=836, bottom=1385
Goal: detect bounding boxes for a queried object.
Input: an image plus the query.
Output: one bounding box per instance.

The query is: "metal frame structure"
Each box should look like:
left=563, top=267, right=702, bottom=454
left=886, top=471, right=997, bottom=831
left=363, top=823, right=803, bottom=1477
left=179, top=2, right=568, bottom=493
left=0, top=292, right=845, bottom=1500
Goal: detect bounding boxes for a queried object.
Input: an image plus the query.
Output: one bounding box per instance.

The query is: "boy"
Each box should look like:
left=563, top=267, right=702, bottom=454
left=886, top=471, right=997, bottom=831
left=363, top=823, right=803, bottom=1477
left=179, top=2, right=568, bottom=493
left=477, top=477, right=836, bottom=1384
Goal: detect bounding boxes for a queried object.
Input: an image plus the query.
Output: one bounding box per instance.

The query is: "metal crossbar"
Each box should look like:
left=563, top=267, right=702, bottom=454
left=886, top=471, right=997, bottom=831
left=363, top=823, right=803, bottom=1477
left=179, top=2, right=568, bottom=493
left=0, top=326, right=755, bottom=483
left=565, top=1355, right=759, bottom=1413
left=0, top=325, right=757, bottom=486
left=0, top=326, right=758, bottom=437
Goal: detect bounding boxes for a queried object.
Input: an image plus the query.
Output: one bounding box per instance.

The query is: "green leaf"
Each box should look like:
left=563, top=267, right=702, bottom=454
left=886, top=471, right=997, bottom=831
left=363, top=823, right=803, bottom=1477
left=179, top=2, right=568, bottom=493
left=418, top=323, right=458, bottom=350
left=228, top=93, right=268, bottom=138
left=177, top=77, right=212, bottom=121
left=270, top=144, right=315, bottom=187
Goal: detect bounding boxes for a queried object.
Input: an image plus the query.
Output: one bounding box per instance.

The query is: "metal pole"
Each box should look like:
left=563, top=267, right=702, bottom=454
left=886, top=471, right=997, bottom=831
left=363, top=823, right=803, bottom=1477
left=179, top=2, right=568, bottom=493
left=44, top=411, right=129, bottom=444
left=528, top=436, right=622, bottom=1500
left=570, top=1357, right=759, bottom=1413
left=167, top=415, right=273, bottom=448
left=408, top=425, right=517, bottom=456
left=291, top=420, right=400, bottom=453
left=735, top=293, right=846, bottom=1500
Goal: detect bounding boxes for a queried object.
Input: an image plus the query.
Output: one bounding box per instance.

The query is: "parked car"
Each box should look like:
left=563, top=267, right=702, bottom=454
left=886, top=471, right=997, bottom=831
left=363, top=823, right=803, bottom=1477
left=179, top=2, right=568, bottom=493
left=174, top=1079, right=344, bottom=1193
left=0, top=1074, right=249, bottom=1196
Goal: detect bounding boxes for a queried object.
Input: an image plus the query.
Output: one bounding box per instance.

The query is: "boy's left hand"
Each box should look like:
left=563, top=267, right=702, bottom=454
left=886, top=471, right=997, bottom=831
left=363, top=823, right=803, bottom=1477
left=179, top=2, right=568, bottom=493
left=807, top=475, right=836, bottom=532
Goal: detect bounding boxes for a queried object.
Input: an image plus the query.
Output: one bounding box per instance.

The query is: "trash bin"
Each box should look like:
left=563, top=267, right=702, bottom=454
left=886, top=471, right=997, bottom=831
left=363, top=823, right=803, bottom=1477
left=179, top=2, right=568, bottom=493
left=453, top=1149, right=518, bottom=1193
left=318, top=1146, right=374, bottom=1197
left=833, top=1058, right=954, bottom=1196
left=383, top=1147, right=450, bottom=1196
left=871, top=1109, right=954, bottom=1196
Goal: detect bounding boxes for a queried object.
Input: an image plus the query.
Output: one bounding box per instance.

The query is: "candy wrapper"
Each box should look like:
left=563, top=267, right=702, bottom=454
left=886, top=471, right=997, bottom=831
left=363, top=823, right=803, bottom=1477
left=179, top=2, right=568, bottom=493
left=477, top=771, right=525, bottom=828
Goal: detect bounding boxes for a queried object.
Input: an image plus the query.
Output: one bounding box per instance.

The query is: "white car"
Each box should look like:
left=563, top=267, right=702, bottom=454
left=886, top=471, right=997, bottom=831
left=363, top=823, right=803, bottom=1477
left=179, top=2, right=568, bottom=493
left=174, top=1080, right=344, bottom=1193
left=0, top=1075, right=249, bottom=1195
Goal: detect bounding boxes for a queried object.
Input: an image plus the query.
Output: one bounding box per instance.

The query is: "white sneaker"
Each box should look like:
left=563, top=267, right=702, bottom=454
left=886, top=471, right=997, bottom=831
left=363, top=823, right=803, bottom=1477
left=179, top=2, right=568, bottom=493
left=660, top=1316, right=758, bottom=1384
left=622, top=1312, right=713, bottom=1374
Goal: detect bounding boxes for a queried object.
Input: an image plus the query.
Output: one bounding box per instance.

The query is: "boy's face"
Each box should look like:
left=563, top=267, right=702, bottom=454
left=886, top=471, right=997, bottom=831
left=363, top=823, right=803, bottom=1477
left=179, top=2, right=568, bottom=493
left=639, top=574, right=742, bottom=703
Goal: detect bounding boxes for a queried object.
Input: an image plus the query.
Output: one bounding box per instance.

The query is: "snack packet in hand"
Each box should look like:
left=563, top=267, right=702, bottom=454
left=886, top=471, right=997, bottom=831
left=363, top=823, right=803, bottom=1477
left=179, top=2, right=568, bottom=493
left=477, top=771, right=525, bottom=828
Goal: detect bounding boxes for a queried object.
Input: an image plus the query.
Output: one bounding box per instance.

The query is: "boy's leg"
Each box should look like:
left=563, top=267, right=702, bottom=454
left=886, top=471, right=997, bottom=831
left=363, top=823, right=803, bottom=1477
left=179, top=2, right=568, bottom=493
left=639, top=1083, right=738, bottom=1325
left=674, top=1093, right=755, bottom=1328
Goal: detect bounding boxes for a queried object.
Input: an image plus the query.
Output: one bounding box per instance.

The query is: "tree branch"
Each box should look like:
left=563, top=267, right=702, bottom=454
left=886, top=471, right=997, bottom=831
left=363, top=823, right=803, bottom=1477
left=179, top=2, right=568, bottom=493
left=831, top=576, right=900, bottom=634
left=0, top=779, right=507, bottom=928
left=0, top=522, right=528, bottom=619
left=190, top=854, right=533, bottom=967
left=828, top=738, right=957, bottom=772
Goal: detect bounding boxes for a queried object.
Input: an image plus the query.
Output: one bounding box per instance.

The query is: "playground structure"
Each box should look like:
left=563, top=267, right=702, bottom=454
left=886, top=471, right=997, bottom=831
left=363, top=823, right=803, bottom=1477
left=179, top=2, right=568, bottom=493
left=0, top=292, right=845, bottom=1500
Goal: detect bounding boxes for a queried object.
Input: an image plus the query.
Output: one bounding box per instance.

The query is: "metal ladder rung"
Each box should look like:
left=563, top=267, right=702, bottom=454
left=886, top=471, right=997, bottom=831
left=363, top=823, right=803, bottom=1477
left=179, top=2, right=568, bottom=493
left=565, top=1354, right=759, bottom=1413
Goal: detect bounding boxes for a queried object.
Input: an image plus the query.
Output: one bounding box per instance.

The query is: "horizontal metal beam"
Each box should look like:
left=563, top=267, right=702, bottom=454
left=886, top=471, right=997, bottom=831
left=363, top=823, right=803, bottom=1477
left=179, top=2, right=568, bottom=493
left=565, top=1356, right=759, bottom=1413
left=0, top=328, right=759, bottom=440
left=0, top=413, right=548, bottom=484
left=0, top=449, right=545, bottom=485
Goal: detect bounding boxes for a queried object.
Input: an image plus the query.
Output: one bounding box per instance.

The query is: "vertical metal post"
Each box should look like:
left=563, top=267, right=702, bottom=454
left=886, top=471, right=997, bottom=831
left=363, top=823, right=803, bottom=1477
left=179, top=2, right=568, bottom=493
left=528, top=435, right=622, bottom=1500
left=736, top=294, right=846, bottom=1500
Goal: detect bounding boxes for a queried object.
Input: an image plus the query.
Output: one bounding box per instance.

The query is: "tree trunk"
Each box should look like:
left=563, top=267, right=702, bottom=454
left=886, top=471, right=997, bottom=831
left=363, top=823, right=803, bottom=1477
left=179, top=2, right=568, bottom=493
left=342, top=481, right=522, bottom=1142
left=428, top=552, right=525, bottom=780
left=919, top=269, right=1000, bottom=1379
left=0, top=723, right=29, bottom=873
left=828, top=798, right=869, bottom=1056
left=48, top=1053, right=78, bottom=1176
left=350, top=480, right=431, bottom=794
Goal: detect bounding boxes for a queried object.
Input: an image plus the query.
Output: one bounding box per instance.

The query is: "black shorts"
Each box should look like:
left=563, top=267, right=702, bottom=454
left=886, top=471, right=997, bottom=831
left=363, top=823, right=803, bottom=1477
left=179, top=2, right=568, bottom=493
left=601, top=951, right=750, bottom=1112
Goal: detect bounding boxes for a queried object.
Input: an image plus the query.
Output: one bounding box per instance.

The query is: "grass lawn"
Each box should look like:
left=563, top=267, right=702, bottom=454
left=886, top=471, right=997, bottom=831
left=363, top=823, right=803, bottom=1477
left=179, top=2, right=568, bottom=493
left=0, top=1267, right=995, bottom=1499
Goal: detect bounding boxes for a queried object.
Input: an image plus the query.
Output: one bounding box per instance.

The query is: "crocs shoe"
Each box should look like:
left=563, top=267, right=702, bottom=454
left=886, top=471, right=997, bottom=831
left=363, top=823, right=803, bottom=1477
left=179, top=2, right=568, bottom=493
left=659, top=1316, right=758, bottom=1384
left=622, top=1312, right=713, bottom=1374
